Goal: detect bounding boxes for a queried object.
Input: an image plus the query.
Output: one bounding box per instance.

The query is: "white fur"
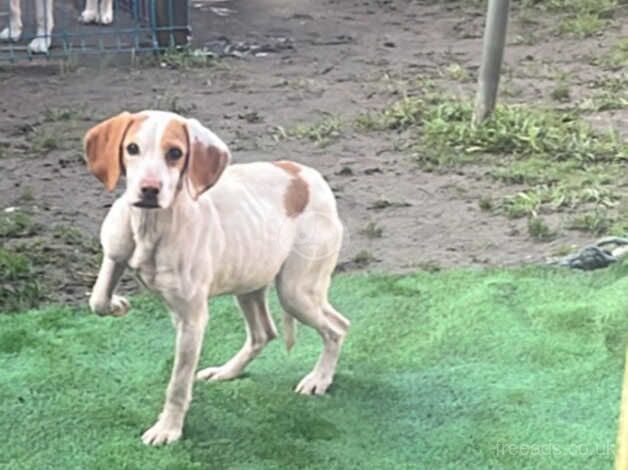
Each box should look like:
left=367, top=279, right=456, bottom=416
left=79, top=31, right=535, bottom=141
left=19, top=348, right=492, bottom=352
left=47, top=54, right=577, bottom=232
left=79, top=0, right=114, bottom=25
left=87, top=111, right=349, bottom=446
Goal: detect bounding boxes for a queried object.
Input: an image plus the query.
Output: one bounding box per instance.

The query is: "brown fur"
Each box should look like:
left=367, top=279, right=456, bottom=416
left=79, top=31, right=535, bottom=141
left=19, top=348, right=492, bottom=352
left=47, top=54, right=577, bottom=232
left=273, top=161, right=310, bottom=217
left=161, top=119, right=189, bottom=170
left=84, top=112, right=135, bottom=191
left=273, top=160, right=302, bottom=175
left=188, top=140, right=229, bottom=199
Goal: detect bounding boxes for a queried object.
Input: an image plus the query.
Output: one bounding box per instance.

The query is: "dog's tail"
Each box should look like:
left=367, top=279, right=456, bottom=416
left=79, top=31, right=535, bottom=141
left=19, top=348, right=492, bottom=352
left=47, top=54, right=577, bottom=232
left=283, top=312, right=297, bottom=352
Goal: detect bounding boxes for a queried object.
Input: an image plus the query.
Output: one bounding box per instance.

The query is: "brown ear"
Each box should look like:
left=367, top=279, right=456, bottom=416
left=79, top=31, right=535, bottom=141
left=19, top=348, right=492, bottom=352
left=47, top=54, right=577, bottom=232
left=187, top=140, right=230, bottom=199
left=84, top=112, right=134, bottom=191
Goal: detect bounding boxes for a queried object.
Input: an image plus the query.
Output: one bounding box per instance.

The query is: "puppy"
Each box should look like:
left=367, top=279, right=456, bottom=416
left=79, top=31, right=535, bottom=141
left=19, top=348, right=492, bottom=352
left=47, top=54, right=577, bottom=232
left=84, top=111, right=350, bottom=445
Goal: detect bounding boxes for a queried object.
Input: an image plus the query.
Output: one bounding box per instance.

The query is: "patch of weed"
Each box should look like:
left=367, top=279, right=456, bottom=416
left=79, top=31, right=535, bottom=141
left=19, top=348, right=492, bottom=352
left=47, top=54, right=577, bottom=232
left=528, top=216, right=555, bottom=240
left=361, top=221, right=384, bottom=239
left=569, top=209, right=613, bottom=235
left=0, top=212, right=41, bottom=238
left=291, top=115, right=343, bottom=146
left=0, top=247, right=41, bottom=313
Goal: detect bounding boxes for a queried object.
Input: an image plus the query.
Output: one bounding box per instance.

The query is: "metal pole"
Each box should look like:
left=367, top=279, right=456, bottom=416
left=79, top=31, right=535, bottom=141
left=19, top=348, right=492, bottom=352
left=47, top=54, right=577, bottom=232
left=473, top=0, right=510, bottom=124
left=616, top=348, right=628, bottom=470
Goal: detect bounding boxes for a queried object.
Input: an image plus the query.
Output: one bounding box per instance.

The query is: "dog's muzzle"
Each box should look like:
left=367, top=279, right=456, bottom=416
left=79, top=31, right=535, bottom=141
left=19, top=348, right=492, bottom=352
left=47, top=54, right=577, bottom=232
left=134, top=186, right=161, bottom=209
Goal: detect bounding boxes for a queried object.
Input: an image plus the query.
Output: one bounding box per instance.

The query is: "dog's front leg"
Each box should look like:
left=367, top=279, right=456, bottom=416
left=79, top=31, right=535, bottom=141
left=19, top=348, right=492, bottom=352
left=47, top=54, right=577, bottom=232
left=142, top=298, right=208, bottom=446
left=89, top=257, right=129, bottom=317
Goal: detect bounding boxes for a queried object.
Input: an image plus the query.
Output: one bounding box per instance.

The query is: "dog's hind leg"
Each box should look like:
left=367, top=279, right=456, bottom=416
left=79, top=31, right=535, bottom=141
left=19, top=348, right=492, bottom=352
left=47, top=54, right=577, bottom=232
left=197, top=287, right=277, bottom=382
left=0, top=0, right=23, bottom=42
left=276, top=245, right=349, bottom=395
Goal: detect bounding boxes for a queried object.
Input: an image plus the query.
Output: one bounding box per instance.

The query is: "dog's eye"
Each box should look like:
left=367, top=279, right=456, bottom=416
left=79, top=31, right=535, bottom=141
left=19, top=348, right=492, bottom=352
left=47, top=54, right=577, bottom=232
left=166, top=147, right=183, bottom=161
left=126, top=143, right=140, bottom=155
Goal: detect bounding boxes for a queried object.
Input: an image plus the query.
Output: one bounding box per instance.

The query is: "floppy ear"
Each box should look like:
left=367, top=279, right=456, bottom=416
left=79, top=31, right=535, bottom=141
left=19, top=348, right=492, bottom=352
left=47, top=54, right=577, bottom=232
left=84, top=112, right=135, bottom=191
left=185, top=118, right=231, bottom=200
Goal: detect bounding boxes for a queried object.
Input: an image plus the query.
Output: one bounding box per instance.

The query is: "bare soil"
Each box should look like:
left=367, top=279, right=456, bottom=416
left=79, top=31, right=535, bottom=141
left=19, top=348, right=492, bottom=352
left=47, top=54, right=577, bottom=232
left=0, top=0, right=626, bottom=306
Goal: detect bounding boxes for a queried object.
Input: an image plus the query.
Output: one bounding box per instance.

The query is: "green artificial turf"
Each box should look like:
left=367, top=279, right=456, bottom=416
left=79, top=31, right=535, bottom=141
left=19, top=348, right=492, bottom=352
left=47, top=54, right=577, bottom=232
left=1, top=266, right=627, bottom=469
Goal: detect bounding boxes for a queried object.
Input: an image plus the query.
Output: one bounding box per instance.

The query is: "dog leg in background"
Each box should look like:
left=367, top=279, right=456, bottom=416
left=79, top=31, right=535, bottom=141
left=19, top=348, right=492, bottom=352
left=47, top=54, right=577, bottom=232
left=142, top=297, right=208, bottom=446
left=28, top=0, right=53, bottom=53
left=0, top=0, right=23, bottom=42
left=197, top=287, right=277, bottom=382
left=80, top=0, right=114, bottom=25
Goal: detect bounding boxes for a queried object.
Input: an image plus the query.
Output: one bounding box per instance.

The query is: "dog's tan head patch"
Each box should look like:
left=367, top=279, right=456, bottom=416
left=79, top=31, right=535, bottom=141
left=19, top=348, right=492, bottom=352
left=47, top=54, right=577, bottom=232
left=273, top=161, right=309, bottom=217
left=160, top=119, right=189, bottom=171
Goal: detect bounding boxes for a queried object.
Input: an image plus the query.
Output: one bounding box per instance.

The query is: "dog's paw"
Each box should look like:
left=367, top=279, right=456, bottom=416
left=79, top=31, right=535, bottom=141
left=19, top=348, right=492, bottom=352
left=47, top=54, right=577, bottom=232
left=90, top=294, right=130, bottom=317
left=28, top=36, right=51, bottom=54
left=99, top=8, right=114, bottom=25
left=109, top=295, right=130, bottom=317
left=196, top=365, right=241, bottom=382
left=295, top=372, right=332, bottom=395
left=79, top=9, right=99, bottom=24
left=142, top=419, right=182, bottom=446
left=0, top=26, right=22, bottom=42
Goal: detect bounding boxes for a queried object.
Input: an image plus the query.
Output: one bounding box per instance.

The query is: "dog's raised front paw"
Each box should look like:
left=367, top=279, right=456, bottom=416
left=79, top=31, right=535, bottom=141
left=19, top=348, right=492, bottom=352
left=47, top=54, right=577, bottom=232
left=295, top=371, right=332, bottom=395
left=90, top=294, right=130, bottom=317
left=28, top=36, right=51, bottom=54
left=109, top=295, right=130, bottom=317
left=0, top=26, right=22, bottom=42
left=142, top=419, right=182, bottom=446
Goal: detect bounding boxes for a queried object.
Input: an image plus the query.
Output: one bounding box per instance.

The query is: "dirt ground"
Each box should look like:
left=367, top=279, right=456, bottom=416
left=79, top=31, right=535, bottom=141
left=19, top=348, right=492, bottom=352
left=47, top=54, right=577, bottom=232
left=0, top=0, right=626, bottom=306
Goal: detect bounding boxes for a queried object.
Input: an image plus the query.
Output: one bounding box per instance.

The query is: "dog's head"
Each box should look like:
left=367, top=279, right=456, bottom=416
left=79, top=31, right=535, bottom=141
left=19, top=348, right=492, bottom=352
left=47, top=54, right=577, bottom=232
left=83, top=111, right=231, bottom=209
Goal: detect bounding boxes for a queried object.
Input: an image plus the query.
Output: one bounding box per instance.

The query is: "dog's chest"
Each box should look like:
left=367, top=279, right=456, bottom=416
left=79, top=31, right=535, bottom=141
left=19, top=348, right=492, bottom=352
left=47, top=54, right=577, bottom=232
left=128, top=238, right=180, bottom=293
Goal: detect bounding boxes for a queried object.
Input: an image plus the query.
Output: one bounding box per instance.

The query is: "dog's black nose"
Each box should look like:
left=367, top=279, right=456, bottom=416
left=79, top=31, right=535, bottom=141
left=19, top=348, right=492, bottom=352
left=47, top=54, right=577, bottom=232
left=141, top=186, right=160, bottom=198
left=135, top=184, right=161, bottom=208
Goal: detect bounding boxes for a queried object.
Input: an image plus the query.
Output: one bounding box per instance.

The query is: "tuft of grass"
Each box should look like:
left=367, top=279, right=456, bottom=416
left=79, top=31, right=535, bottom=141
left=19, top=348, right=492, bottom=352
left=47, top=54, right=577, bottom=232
left=478, top=196, right=494, bottom=211
left=416, top=100, right=626, bottom=164
left=30, top=133, right=60, bottom=154
left=444, top=63, right=470, bottom=82
left=527, top=216, right=555, bottom=240
left=0, top=247, right=41, bottom=312
left=550, top=82, right=571, bottom=102
left=361, top=221, right=384, bottom=239
left=290, top=115, right=343, bottom=146
left=568, top=209, right=613, bottom=235
left=524, top=0, right=618, bottom=38
left=43, top=107, right=83, bottom=122
left=598, top=37, right=628, bottom=70
left=0, top=212, right=41, bottom=238
left=352, top=249, right=376, bottom=266
left=0, top=268, right=625, bottom=468
left=579, top=76, right=628, bottom=112
left=356, top=96, right=425, bottom=131
left=158, top=47, right=216, bottom=69
left=558, top=13, right=607, bottom=38
left=500, top=185, right=618, bottom=219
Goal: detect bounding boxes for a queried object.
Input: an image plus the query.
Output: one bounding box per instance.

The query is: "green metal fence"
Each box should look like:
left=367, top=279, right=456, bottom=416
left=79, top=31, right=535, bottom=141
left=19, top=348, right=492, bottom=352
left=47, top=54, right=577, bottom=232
left=0, top=0, right=189, bottom=61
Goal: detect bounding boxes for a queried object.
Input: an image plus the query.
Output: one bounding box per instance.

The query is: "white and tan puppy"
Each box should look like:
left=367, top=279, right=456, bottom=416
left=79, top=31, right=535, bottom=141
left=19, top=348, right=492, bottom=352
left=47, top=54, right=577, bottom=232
left=84, top=111, right=349, bottom=446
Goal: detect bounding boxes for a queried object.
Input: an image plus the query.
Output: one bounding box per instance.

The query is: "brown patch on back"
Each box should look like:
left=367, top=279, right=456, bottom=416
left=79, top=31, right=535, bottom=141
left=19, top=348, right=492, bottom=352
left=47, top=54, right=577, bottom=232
left=160, top=119, right=189, bottom=170
left=273, top=160, right=309, bottom=217
left=273, top=160, right=302, bottom=175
